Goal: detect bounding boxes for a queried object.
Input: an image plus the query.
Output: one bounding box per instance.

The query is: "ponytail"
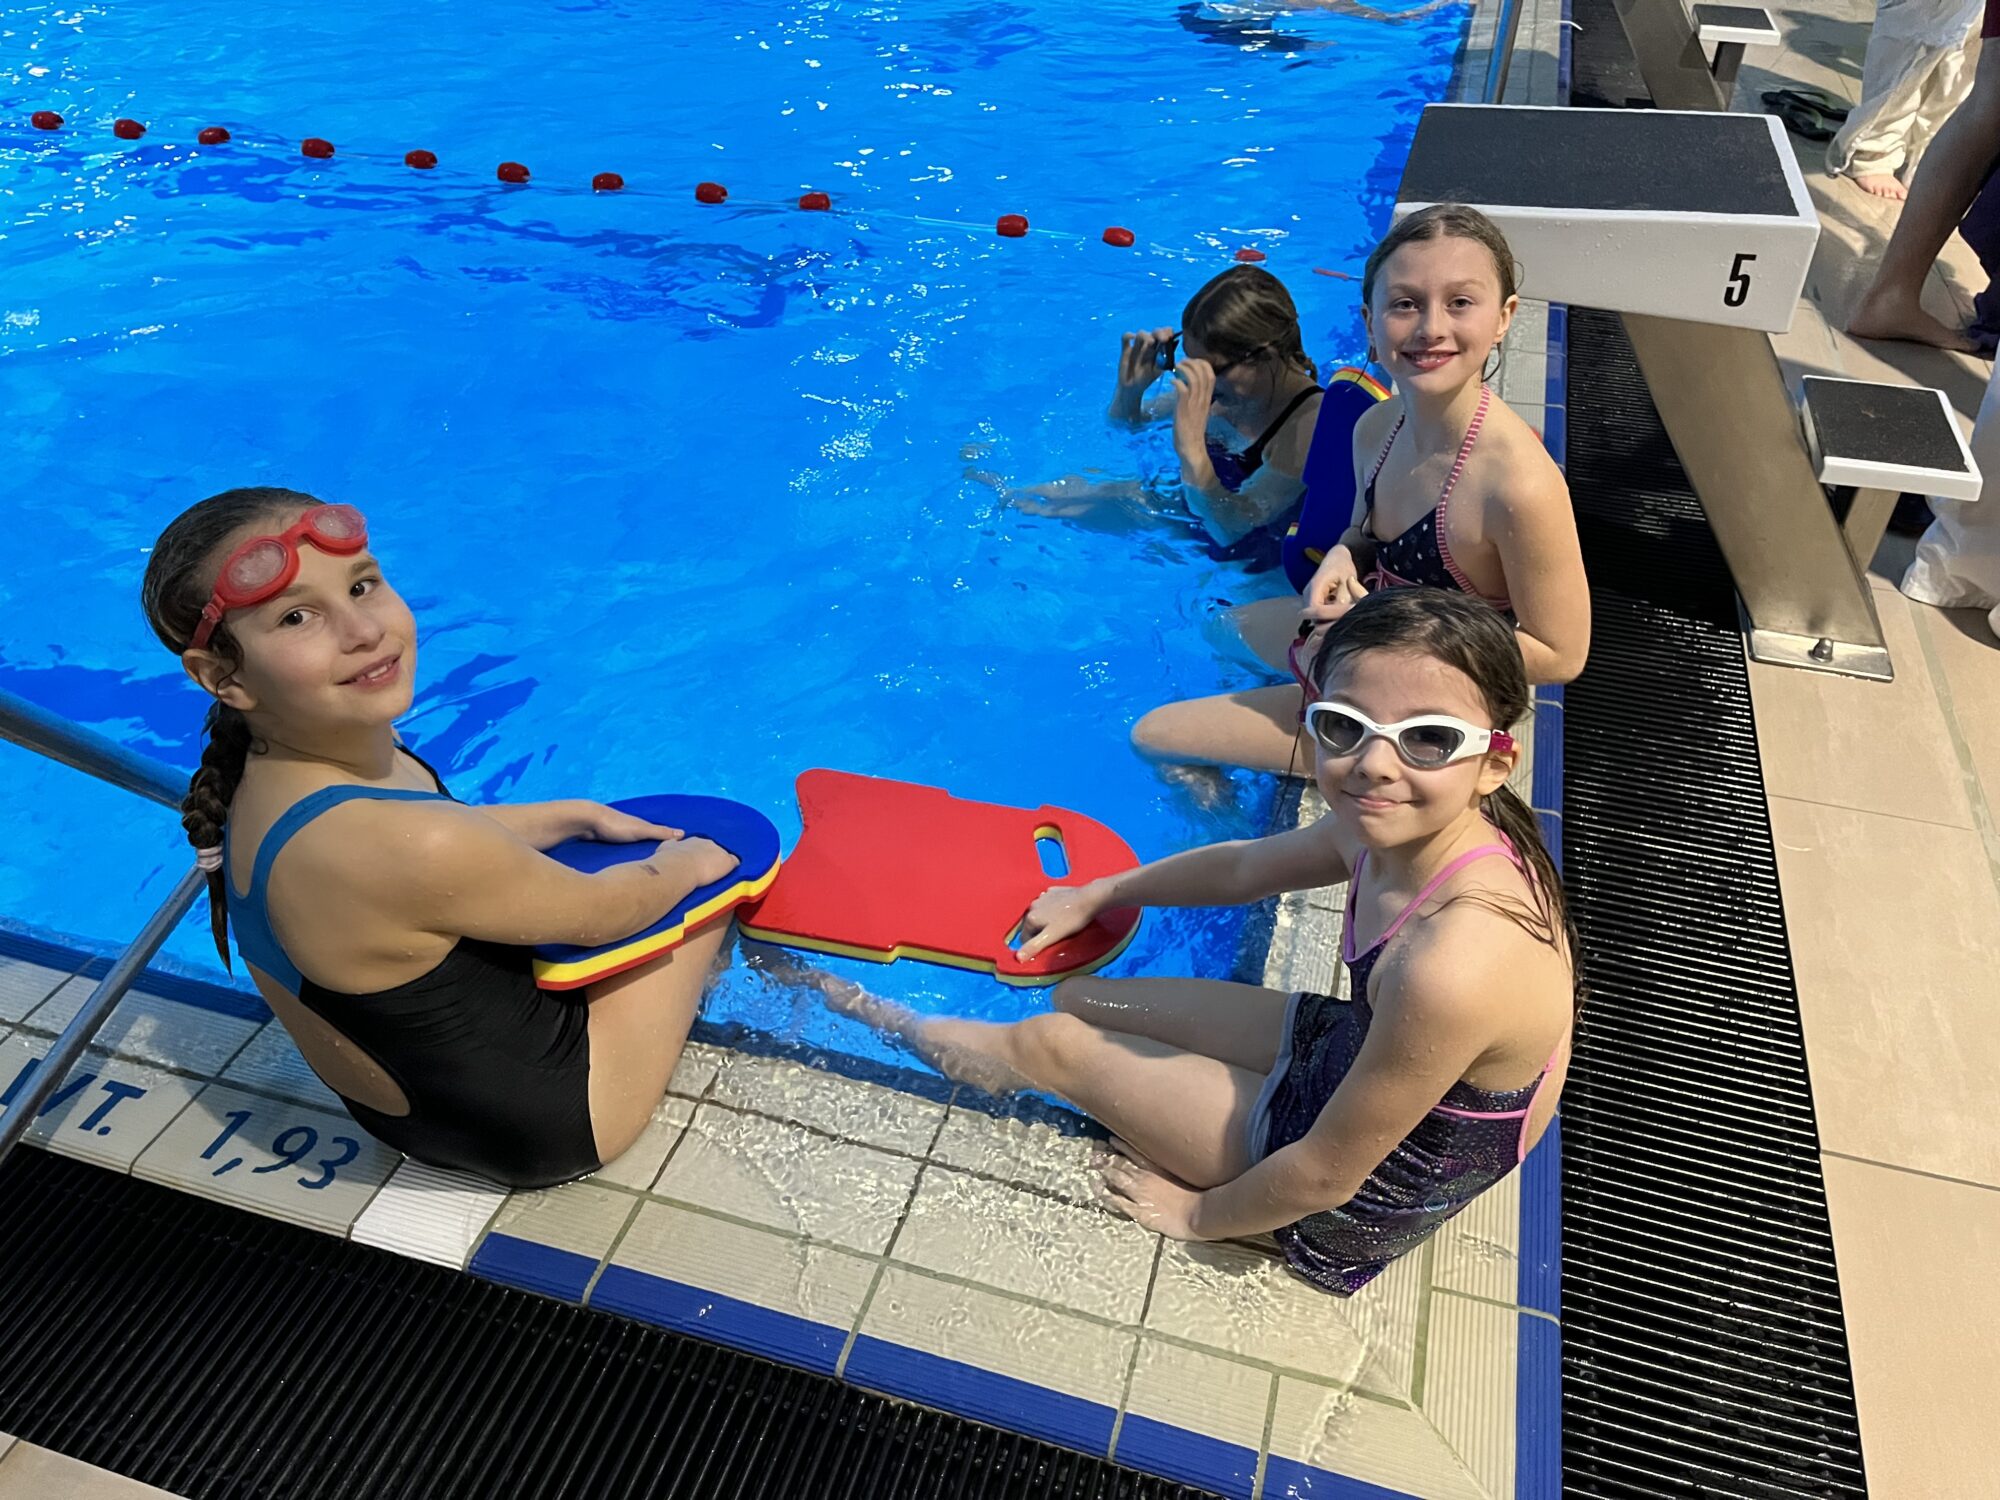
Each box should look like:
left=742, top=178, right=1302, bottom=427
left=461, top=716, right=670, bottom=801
left=182, top=701, right=255, bottom=967
left=1480, top=782, right=1584, bottom=1014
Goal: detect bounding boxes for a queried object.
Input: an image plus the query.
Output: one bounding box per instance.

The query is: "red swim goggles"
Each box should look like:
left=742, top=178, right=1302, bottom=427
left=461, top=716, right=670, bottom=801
left=187, top=504, right=369, bottom=651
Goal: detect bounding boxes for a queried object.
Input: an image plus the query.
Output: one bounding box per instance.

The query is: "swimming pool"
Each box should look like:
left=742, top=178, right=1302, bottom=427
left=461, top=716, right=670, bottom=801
left=1, top=0, right=1469, bottom=1072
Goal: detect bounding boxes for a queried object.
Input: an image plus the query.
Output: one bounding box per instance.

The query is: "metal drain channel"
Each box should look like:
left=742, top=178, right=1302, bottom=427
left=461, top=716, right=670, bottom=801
left=1558, top=306, right=1867, bottom=1498
left=0, top=1147, right=1213, bottom=1500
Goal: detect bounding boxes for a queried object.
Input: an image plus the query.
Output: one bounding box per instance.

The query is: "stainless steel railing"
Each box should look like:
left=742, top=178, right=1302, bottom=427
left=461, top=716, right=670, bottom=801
left=0, top=685, right=203, bottom=1164
left=1483, top=0, right=1531, bottom=104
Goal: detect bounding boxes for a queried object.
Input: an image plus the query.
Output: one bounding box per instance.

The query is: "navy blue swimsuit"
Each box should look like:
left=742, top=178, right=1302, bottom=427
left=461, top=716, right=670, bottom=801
left=1200, top=384, right=1322, bottom=572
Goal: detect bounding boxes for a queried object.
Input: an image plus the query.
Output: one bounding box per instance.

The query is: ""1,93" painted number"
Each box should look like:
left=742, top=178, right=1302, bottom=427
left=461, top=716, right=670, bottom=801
left=1724, top=252, right=1757, bottom=309
left=199, top=1107, right=360, bottom=1190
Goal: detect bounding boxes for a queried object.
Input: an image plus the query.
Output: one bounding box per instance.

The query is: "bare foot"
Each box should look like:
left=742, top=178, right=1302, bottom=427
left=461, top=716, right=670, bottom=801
left=817, top=985, right=1038, bottom=1096
left=1847, top=285, right=1978, bottom=352
left=1850, top=172, right=1908, bottom=201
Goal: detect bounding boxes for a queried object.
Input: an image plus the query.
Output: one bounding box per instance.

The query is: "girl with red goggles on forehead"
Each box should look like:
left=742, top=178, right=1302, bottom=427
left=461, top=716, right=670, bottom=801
left=143, top=487, right=740, bottom=1189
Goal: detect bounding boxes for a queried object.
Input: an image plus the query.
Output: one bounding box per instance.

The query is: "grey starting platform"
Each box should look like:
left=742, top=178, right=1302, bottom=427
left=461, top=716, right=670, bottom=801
left=1397, top=106, right=1815, bottom=332
left=1397, top=103, right=1976, bottom=681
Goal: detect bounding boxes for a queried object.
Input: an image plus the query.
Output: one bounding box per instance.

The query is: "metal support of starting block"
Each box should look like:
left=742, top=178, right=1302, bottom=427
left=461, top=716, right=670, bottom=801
left=1395, top=104, right=1982, bottom=680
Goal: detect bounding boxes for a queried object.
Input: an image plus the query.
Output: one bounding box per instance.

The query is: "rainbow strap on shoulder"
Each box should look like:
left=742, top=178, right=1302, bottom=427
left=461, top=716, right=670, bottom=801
left=1283, top=365, right=1391, bottom=591
left=531, top=794, right=783, bottom=991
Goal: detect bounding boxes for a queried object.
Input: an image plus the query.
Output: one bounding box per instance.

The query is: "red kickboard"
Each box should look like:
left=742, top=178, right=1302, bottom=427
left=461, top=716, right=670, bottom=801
left=738, top=769, right=1142, bottom=985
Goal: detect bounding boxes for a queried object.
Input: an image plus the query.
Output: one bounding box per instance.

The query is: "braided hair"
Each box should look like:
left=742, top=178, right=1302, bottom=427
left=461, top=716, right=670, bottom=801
left=1181, top=265, right=1321, bottom=385
left=141, top=487, right=322, bottom=964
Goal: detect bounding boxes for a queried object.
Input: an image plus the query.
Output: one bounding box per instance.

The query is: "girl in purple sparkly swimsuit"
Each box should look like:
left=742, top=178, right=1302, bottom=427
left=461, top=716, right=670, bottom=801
left=828, top=587, right=1577, bottom=1294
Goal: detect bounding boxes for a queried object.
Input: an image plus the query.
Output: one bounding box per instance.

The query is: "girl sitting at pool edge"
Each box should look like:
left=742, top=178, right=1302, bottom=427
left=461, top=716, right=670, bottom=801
left=145, top=487, right=741, bottom=1189
left=826, top=588, right=1576, bottom=1293
left=1134, top=204, right=1590, bottom=776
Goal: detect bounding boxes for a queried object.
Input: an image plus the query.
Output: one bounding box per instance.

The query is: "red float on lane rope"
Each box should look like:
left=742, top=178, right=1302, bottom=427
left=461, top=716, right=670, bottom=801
left=113, top=118, right=145, bottom=140
left=799, top=190, right=831, bottom=211
left=198, top=126, right=230, bottom=145
left=1311, top=266, right=1355, bottom=281
left=996, top=213, right=1028, bottom=238
left=497, top=161, right=529, bottom=184
left=1102, top=226, right=1135, bottom=248
left=695, top=181, right=727, bottom=204
left=405, top=148, right=437, bottom=169
left=301, top=137, right=335, bottom=159
left=593, top=171, right=625, bottom=192
left=30, top=111, right=62, bottom=131
left=1234, top=247, right=1266, bottom=263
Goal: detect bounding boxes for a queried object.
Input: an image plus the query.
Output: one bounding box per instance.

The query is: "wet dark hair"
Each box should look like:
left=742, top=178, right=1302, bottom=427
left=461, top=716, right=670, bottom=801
left=140, top=486, right=321, bottom=965
left=1181, top=265, right=1319, bottom=383
left=1311, top=587, right=1582, bottom=1010
left=1361, top=203, right=1521, bottom=310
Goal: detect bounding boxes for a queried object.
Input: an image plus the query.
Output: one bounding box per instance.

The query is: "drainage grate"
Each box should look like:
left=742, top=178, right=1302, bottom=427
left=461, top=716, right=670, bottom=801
left=1559, top=307, right=1867, bottom=1498
left=0, top=1147, right=1214, bottom=1500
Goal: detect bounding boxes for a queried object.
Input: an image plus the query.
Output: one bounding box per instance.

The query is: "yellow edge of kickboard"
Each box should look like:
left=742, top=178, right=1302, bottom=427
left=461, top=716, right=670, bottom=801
left=734, top=910, right=1141, bottom=988
left=532, top=857, right=783, bottom=989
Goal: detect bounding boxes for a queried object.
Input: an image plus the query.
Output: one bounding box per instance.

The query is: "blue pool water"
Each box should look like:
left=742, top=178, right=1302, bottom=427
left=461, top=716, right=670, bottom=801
left=0, top=0, right=1466, bottom=1069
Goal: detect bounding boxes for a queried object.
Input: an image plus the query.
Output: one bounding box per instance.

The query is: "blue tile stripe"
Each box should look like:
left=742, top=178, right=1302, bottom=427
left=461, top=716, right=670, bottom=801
left=846, top=1335, right=1117, bottom=1457
left=589, top=1265, right=850, bottom=1375
left=1517, top=1117, right=1563, bottom=1319
left=1261, top=1457, right=1433, bottom=1499
left=1516, top=1315, right=1564, bottom=1500
left=1114, top=1413, right=1259, bottom=1500
left=469, top=1232, right=597, bottom=1304
left=1531, top=700, right=1564, bottom=816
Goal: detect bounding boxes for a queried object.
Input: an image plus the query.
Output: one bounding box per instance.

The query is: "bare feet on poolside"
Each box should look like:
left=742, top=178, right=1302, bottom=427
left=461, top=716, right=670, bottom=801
left=818, top=983, right=1039, bottom=1097
left=1850, top=171, right=1908, bottom=201
left=1847, top=285, right=1978, bottom=352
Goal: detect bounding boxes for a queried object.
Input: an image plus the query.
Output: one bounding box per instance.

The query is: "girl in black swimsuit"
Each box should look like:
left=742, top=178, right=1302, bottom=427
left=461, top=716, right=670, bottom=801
left=143, top=487, right=741, bottom=1188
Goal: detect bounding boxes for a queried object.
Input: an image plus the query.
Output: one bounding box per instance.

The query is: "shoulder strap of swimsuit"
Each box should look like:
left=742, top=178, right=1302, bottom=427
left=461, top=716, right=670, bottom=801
left=244, top=785, right=451, bottom=905
left=1434, top=385, right=1493, bottom=515
left=395, top=742, right=453, bottom=798
left=1237, top=385, right=1323, bottom=473
left=1374, top=841, right=1519, bottom=949
left=1367, top=412, right=1405, bottom=491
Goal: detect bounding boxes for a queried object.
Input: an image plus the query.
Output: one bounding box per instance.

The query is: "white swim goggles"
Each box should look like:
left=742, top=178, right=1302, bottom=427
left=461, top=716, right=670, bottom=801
left=1302, top=701, right=1515, bottom=769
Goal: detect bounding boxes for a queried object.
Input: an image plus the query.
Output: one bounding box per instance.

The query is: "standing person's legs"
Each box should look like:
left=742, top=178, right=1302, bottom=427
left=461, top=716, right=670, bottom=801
left=1830, top=32, right=1942, bottom=197
left=1849, top=39, right=2000, bottom=349
left=1905, top=35, right=1980, bottom=182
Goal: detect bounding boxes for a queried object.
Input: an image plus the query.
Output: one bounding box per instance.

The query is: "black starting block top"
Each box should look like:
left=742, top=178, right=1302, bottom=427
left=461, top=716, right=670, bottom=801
left=1394, top=105, right=1819, bottom=331
left=1801, top=376, right=1982, bottom=500
left=1400, top=107, right=1795, bottom=217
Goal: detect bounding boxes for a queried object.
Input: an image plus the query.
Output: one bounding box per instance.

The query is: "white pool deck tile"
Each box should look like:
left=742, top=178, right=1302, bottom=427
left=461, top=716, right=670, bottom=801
left=596, top=1200, right=876, bottom=1373
left=849, top=1266, right=1136, bottom=1456
left=1266, top=1380, right=1488, bottom=1500
left=219, top=1022, right=343, bottom=1111
left=0, top=1034, right=201, bottom=1173
left=1432, top=1167, right=1523, bottom=1307
left=652, top=1100, right=919, bottom=1254
left=590, top=1091, right=696, bottom=1190
left=1115, top=1339, right=1272, bottom=1500
left=132, top=1081, right=399, bottom=1236
left=350, top=1159, right=508, bottom=1268
left=891, top=1164, right=1159, bottom=1325
left=664, top=1039, right=729, bottom=1100
left=21, top=984, right=259, bottom=1079
left=708, top=1050, right=945, bottom=1155
left=0, top=954, right=82, bottom=1024
left=1422, top=1294, right=1524, bottom=1500
left=927, top=1102, right=1104, bottom=1203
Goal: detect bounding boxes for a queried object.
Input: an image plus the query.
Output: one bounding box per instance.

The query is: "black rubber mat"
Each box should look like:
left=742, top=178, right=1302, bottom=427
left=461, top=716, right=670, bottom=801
left=0, top=1147, right=1215, bottom=1500
left=1559, top=307, right=1867, bottom=1498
